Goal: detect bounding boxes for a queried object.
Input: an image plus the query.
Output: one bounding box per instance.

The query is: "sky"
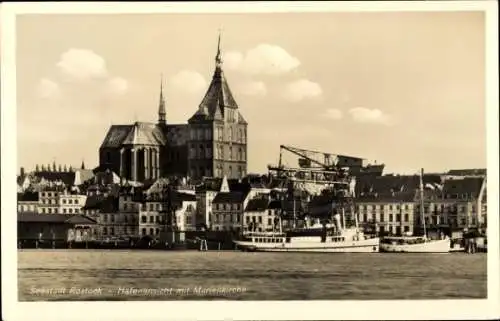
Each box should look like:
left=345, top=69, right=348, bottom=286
left=16, top=11, right=486, bottom=175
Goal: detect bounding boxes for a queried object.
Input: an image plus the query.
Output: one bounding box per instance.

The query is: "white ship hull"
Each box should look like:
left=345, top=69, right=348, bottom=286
left=234, top=237, right=380, bottom=253
left=380, top=238, right=451, bottom=253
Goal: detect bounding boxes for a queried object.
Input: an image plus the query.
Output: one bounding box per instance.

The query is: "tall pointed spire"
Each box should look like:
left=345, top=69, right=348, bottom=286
left=215, top=29, right=223, bottom=69
left=81, top=159, right=85, bottom=170
left=158, top=74, right=166, bottom=125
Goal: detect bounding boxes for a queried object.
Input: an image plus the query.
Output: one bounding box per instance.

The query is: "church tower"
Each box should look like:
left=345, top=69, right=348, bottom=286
left=187, top=33, right=248, bottom=181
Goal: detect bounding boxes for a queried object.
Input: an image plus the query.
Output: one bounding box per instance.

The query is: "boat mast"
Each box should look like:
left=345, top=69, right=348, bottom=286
left=293, top=194, right=297, bottom=228
left=419, top=168, right=427, bottom=239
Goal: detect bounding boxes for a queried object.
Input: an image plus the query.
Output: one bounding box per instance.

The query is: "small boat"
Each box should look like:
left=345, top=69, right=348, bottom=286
left=379, top=168, right=450, bottom=253
left=379, top=235, right=450, bottom=253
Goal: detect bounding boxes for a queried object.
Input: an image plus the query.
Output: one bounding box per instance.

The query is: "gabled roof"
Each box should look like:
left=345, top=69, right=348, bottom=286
left=18, top=191, right=39, bottom=202
left=268, top=200, right=282, bottom=210
left=355, top=174, right=442, bottom=196
left=32, top=171, right=76, bottom=186
left=443, top=177, right=484, bottom=199
left=18, top=212, right=97, bottom=224
left=356, top=191, right=416, bottom=203
left=100, top=122, right=166, bottom=148
left=188, top=55, right=246, bottom=124
left=447, top=168, right=486, bottom=176
left=212, top=191, right=247, bottom=204
left=245, top=198, right=269, bottom=212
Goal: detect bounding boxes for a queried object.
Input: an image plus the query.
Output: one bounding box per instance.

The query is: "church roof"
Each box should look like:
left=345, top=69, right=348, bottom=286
left=189, top=36, right=246, bottom=124
left=189, top=68, right=239, bottom=123
left=100, top=122, right=166, bottom=148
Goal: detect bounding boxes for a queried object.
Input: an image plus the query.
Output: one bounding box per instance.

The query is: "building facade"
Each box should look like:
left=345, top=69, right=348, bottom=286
left=37, top=189, right=87, bottom=215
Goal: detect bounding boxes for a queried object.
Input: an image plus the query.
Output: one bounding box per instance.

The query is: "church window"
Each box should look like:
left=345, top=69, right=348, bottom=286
left=228, top=127, right=233, bottom=141
left=205, top=128, right=211, bottom=140
left=229, top=165, right=233, bottom=177
left=239, top=129, right=243, bottom=143
left=229, top=147, right=233, bottom=160
left=197, top=129, right=203, bottom=140
left=206, top=147, right=212, bottom=158
left=218, top=127, right=223, bottom=140
left=238, top=166, right=243, bottom=179
left=238, top=148, right=242, bottom=161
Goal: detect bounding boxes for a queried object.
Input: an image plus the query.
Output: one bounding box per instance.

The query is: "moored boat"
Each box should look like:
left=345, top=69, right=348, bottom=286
left=234, top=214, right=380, bottom=253
left=379, top=168, right=451, bottom=253
left=379, top=236, right=450, bottom=253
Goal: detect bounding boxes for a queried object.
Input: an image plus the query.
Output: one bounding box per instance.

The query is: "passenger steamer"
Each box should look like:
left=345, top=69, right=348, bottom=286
left=234, top=214, right=380, bottom=253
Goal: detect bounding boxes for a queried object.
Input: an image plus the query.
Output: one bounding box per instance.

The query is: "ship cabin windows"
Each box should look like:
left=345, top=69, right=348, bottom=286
left=331, top=237, right=345, bottom=242
left=253, top=236, right=284, bottom=243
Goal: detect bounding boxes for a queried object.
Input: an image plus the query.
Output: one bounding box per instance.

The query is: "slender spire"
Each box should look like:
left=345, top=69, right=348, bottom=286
left=158, top=74, right=166, bottom=125
left=81, top=160, right=85, bottom=170
left=215, top=29, right=223, bottom=69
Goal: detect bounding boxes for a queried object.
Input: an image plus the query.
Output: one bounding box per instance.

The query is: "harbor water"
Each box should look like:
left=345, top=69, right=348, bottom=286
left=18, top=250, right=486, bottom=301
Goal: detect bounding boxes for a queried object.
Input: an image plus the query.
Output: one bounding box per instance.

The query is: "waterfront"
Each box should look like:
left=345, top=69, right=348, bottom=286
left=18, top=250, right=487, bottom=301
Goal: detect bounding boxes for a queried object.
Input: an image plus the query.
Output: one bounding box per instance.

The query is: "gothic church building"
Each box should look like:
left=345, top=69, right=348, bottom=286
left=99, top=37, right=248, bottom=182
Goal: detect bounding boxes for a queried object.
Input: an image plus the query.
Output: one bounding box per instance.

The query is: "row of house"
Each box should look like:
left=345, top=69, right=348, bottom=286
left=17, top=166, right=487, bottom=241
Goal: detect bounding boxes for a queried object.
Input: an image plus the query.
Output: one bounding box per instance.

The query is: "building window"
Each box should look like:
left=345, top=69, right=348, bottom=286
left=62, top=199, right=67, bottom=204
left=389, top=214, right=393, bottom=222
left=404, top=214, right=409, bottom=222
left=63, top=209, right=67, bottom=214
left=110, top=227, right=115, bottom=236
left=149, top=228, right=154, bottom=235
left=103, top=227, right=108, bottom=235
left=141, top=216, right=147, bottom=223
left=149, top=216, right=154, bottom=223
left=156, top=228, right=160, bottom=235
left=142, top=228, right=146, bottom=236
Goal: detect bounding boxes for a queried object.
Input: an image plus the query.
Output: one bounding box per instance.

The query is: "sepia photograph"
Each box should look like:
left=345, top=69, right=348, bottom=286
left=1, top=1, right=499, bottom=320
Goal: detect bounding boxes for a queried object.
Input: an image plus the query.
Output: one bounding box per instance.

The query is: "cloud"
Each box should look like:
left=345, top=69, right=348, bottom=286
left=168, top=70, right=207, bottom=95
left=57, top=48, right=108, bottom=80
left=237, top=81, right=267, bottom=97
left=348, top=107, right=394, bottom=125
left=36, top=78, right=61, bottom=99
left=323, top=108, right=343, bottom=120
left=106, top=77, right=128, bottom=95
left=283, top=79, right=323, bottom=102
left=224, top=44, right=300, bottom=75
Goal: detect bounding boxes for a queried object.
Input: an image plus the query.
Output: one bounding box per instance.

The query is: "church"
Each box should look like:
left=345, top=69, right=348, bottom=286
left=98, top=36, right=248, bottom=183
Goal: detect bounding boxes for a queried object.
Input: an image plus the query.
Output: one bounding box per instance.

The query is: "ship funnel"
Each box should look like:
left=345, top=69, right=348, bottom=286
left=334, top=213, right=342, bottom=230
